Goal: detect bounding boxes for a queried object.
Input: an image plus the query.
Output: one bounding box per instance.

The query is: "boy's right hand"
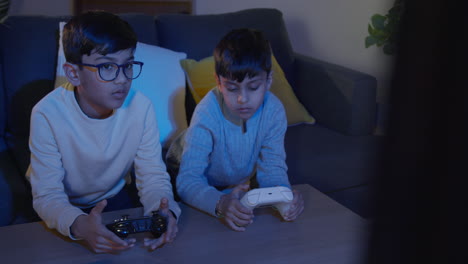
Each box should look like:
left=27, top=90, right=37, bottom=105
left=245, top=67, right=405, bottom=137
left=70, top=200, right=136, bottom=253
left=216, top=183, right=254, bottom=231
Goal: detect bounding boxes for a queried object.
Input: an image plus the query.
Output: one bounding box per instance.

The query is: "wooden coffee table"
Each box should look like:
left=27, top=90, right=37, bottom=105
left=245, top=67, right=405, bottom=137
left=0, top=184, right=369, bottom=263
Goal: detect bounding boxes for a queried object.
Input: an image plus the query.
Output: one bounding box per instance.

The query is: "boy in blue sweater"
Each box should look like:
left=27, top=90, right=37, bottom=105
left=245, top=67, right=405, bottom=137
left=170, top=28, right=304, bottom=231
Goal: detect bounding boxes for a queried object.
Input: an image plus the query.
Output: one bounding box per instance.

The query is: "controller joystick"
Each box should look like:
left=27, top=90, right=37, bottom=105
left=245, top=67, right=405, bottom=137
left=106, top=211, right=167, bottom=238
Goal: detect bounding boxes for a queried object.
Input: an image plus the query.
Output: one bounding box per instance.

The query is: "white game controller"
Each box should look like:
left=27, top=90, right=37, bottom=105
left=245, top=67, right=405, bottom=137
left=240, top=186, right=294, bottom=219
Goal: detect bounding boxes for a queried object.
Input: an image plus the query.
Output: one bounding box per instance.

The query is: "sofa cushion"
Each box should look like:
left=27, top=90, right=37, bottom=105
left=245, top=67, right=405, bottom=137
left=156, top=8, right=295, bottom=85
left=326, top=184, right=374, bottom=218
left=118, top=14, right=159, bottom=45
left=285, top=123, right=382, bottom=192
left=180, top=55, right=315, bottom=126
left=131, top=42, right=188, bottom=147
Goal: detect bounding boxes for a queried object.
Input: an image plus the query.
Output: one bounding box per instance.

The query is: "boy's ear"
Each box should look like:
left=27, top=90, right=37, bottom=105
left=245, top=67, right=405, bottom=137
left=214, top=74, right=221, bottom=89
left=266, top=71, right=273, bottom=90
left=63, top=63, right=81, bottom=86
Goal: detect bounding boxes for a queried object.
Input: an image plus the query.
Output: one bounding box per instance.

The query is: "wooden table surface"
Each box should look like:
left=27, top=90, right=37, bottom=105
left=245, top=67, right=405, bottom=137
left=0, top=184, right=369, bottom=264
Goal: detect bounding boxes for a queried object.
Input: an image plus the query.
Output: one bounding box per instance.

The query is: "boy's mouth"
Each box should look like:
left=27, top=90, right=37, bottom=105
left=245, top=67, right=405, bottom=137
left=112, top=90, right=128, bottom=100
left=238, top=107, right=251, bottom=113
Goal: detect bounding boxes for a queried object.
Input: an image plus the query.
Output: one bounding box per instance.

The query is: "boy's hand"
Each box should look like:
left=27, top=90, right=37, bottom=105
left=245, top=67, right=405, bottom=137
left=217, top=183, right=254, bottom=231
left=143, top=197, right=178, bottom=250
left=282, top=189, right=304, bottom=221
left=71, top=200, right=136, bottom=253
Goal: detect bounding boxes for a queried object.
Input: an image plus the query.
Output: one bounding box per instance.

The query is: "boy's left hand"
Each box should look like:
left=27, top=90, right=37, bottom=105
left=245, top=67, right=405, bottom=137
left=143, top=197, right=178, bottom=250
left=282, top=189, right=304, bottom=221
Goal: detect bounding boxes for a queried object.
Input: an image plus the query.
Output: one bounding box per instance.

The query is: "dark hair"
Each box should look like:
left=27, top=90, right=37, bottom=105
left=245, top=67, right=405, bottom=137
left=214, top=28, right=272, bottom=82
left=62, top=11, right=137, bottom=64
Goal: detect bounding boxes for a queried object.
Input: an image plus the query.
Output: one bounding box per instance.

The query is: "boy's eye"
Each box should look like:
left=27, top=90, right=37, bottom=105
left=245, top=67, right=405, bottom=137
left=100, top=63, right=115, bottom=71
left=226, top=86, right=238, bottom=92
left=249, top=85, right=260, bottom=91
left=124, top=63, right=134, bottom=69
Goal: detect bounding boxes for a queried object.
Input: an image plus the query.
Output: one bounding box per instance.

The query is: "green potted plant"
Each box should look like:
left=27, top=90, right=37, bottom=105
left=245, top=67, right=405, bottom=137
left=0, top=0, right=9, bottom=23
left=365, top=0, right=405, bottom=55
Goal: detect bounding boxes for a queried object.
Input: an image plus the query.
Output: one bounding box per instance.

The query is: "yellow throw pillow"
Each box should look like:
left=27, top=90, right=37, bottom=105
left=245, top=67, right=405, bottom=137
left=180, top=57, right=216, bottom=104
left=180, top=55, right=315, bottom=126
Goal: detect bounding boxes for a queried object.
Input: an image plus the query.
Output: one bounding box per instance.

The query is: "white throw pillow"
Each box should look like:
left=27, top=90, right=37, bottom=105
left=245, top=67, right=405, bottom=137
left=54, top=22, right=188, bottom=147
left=131, top=42, right=188, bottom=147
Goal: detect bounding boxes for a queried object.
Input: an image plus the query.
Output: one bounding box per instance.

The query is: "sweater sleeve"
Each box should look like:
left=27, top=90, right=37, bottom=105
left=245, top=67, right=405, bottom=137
left=133, top=104, right=181, bottom=219
left=256, top=97, right=291, bottom=189
left=27, top=110, right=86, bottom=239
left=176, top=107, right=223, bottom=216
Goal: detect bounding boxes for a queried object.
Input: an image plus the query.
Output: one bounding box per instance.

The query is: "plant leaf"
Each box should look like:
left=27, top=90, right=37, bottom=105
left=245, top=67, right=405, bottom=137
left=371, top=14, right=387, bottom=30
left=372, top=28, right=389, bottom=39
left=364, top=1, right=403, bottom=56
left=376, top=40, right=385, bottom=47
left=365, top=36, right=377, bottom=48
left=368, top=24, right=374, bottom=35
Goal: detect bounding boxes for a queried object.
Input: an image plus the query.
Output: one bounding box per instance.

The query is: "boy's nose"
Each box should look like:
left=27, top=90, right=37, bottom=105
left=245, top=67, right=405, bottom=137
left=237, top=90, right=248, bottom=104
left=114, top=68, right=129, bottom=84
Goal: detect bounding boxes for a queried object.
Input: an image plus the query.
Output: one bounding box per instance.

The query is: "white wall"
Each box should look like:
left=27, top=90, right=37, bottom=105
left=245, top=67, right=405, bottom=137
left=194, top=0, right=395, bottom=103
left=9, top=0, right=72, bottom=16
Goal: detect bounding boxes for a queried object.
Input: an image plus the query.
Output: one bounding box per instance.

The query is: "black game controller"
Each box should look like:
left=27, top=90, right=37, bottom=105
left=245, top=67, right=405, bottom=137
left=106, top=211, right=167, bottom=238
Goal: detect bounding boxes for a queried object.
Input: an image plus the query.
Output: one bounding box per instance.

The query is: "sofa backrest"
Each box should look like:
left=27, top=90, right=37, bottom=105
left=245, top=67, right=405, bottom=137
left=0, top=9, right=296, bottom=175
left=0, top=14, right=159, bottom=175
left=156, top=8, right=295, bottom=84
left=0, top=16, right=66, bottom=140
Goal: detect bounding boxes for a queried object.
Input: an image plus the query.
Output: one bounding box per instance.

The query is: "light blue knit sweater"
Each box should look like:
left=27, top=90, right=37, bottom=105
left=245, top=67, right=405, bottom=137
left=176, top=88, right=291, bottom=216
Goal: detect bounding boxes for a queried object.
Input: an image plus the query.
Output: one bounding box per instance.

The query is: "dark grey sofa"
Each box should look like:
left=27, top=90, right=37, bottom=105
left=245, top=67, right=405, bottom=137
left=0, top=8, right=382, bottom=226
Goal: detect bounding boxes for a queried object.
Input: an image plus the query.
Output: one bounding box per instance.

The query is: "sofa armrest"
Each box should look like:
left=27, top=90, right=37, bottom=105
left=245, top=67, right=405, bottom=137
left=293, top=53, right=377, bottom=135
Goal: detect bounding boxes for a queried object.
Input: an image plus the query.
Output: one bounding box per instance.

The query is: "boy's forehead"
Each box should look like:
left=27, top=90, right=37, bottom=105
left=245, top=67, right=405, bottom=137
left=84, top=48, right=135, bottom=61
left=220, top=71, right=268, bottom=83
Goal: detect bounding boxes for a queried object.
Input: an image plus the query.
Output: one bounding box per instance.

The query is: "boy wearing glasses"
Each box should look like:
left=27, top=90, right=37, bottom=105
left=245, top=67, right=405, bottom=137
left=26, top=11, right=180, bottom=253
left=170, top=28, right=304, bottom=231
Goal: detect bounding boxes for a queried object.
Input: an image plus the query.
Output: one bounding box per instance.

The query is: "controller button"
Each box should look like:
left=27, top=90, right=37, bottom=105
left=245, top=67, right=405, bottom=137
left=247, top=193, right=260, bottom=205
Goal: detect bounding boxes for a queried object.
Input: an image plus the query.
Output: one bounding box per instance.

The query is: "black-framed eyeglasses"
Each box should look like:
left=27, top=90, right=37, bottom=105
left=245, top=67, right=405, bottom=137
left=77, top=61, right=144, bottom=81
